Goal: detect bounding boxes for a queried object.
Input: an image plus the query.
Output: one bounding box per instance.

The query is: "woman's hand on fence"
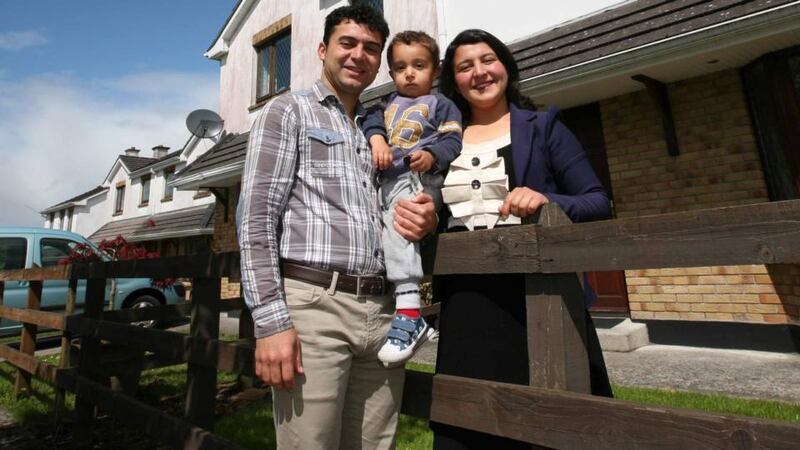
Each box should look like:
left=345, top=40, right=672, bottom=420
left=499, top=187, right=549, bottom=219
left=394, top=192, right=437, bottom=241
left=254, top=328, right=304, bottom=391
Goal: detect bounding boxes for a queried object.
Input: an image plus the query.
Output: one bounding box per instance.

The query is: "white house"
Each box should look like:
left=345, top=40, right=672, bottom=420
left=41, top=137, right=218, bottom=256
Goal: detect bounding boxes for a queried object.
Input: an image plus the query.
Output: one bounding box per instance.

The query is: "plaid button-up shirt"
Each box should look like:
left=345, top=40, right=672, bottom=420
left=237, top=80, right=385, bottom=338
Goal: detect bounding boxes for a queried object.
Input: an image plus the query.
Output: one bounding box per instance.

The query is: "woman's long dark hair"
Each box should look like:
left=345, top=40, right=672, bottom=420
left=440, top=29, right=536, bottom=123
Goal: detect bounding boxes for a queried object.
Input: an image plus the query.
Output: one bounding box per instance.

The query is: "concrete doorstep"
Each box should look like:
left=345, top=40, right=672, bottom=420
left=597, top=318, right=650, bottom=352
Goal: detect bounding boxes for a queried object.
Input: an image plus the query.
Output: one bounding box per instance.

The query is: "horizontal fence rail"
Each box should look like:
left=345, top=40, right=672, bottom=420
left=402, top=372, right=800, bottom=450
left=57, top=369, right=245, bottom=450
left=434, top=199, right=800, bottom=274
left=0, top=200, right=792, bottom=283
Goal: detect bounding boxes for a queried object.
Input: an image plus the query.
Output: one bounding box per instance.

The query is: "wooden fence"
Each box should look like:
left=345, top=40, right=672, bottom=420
left=1, top=200, right=800, bottom=449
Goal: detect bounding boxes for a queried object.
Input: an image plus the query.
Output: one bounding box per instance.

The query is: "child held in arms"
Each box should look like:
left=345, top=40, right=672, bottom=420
left=363, top=30, right=462, bottom=366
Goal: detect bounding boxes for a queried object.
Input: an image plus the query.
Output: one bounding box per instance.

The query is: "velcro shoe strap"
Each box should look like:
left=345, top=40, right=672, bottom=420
left=387, top=328, right=410, bottom=341
left=391, top=317, right=417, bottom=332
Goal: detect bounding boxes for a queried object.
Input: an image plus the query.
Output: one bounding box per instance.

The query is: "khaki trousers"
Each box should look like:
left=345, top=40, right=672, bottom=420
left=273, top=277, right=405, bottom=450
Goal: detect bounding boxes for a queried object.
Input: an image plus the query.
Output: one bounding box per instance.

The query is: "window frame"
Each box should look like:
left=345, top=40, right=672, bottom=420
left=140, top=174, right=151, bottom=207
left=162, top=167, right=176, bottom=202
left=114, top=182, right=126, bottom=215
left=254, top=27, right=291, bottom=104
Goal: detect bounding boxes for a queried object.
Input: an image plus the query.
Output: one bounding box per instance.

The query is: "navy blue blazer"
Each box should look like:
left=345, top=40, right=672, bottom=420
left=509, top=104, right=611, bottom=223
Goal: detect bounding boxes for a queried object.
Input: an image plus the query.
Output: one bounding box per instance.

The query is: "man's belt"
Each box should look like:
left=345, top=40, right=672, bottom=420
left=280, top=261, right=388, bottom=296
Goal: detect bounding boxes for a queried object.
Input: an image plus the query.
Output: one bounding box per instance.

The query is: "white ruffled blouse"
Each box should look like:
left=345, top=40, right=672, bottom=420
left=442, top=133, right=521, bottom=230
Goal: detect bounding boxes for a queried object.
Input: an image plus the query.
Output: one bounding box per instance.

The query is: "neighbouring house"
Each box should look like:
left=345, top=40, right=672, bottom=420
left=174, top=0, right=800, bottom=349
left=42, top=140, right=218, bottom=257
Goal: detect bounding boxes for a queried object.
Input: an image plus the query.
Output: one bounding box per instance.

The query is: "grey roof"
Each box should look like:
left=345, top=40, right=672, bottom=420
left=42, top=185, right=108, bottom=212
left=363, top=0, right=794, bottom=103
left=508, top=0, right=795, bottom=81
left=89, top=204, right=215, bottom=243
left=175, top=132, right=249, bottom=180
left=129, top=149, right=183, bottom=177
left=154, top=149, right=182, bottom=164
left=119, top=155, right=158, bottom=173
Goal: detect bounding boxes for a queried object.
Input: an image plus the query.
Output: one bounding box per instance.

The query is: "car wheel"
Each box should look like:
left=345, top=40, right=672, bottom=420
left=127, top=295, right=161, bottom=328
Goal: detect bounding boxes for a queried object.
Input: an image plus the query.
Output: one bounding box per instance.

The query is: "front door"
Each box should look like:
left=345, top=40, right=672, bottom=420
left=561, top=103, right=630, bottom=314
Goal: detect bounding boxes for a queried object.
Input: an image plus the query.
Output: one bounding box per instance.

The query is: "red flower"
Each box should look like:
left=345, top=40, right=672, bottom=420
left=60, top=235, right=174, bottom=288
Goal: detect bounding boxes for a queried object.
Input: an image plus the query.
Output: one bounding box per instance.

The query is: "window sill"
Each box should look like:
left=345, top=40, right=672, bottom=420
left=161, top=197, right=173, bottom=203
left=248, top=90, right=289, bottom=112
left=193, top=191, right=212, bottom=199
left=139, top=202, right=149, bottom=207
left=112, top=211, right=123, bottom=217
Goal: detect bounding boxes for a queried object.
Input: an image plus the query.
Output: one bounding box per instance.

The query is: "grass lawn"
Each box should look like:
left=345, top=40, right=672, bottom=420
left=0, top=330, right=62, bottom=346
left=0, top=359, right=798, bottom=449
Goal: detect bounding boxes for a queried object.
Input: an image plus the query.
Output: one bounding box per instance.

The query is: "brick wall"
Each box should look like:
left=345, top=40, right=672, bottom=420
left=600, top=69, right=799, bottom=325
left=212, top=184, right=241, bottom=299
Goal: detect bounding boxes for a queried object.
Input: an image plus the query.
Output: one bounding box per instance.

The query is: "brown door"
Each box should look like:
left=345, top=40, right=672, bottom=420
left=561, top=103, right=629, bottom=314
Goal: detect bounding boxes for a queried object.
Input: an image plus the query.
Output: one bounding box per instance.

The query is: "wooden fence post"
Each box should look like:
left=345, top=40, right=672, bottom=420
left=54, top=278, right=78, bottom=423
left=526, top=204, right=591, bottom=393
left=184, top=276, right=221, bottom=430
left=237, top=301, right=255, bottom=390
left=14, top=280, right=43, bottom=395
left=73, top=276, right=107, bottom=445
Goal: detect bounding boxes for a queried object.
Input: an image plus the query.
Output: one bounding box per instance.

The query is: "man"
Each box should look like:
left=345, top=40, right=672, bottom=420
left=236, top=4, right=437, bottom=449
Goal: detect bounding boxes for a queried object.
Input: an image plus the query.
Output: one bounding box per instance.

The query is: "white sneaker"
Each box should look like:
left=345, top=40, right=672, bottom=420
left=378, top=314, right=434, bottom=367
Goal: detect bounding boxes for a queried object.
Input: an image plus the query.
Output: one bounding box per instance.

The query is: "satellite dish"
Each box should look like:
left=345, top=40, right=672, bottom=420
left=186, top=109, right=224, bottom=139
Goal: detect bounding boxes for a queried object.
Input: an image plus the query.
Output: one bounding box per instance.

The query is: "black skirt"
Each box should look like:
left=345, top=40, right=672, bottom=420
left=431, top=273, right=613, bottom=450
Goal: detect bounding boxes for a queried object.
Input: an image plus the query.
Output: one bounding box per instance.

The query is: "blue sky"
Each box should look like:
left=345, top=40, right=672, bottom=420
left=0, top=1, right=237, bottom=226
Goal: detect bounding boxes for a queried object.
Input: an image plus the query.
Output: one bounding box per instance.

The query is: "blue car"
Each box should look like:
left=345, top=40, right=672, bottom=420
left=0, top=227, right=186, bottom=334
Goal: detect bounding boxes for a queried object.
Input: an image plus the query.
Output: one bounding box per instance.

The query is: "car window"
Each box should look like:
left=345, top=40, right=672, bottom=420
left=0, top=237, right=27, bottom=270
left=40, top=238, right=78, bottom=267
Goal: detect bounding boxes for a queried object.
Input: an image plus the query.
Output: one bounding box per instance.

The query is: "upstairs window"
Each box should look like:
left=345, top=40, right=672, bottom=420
left=351, top=0, right=383, bottom=14
left=256, top=29, right=291, bottom=102
left=115, top=183, right=126, bottom=215
left=140, top=175, right=151, bottom=206
left=163, top=167, right=175, bottom=201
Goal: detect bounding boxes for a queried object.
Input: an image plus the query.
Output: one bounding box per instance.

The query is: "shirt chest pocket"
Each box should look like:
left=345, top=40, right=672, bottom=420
left=307, top=127, right=347, bottom=178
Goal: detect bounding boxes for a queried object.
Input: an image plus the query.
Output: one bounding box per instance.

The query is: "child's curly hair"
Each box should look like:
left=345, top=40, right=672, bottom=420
left=387, top=30, right=440, bottom=70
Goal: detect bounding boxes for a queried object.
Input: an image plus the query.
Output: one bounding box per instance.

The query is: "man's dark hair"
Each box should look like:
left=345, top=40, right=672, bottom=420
left=323, top=3, right=390, bottom=47
left=387, top=30, right=440, bottom=71
left=440, top=29, right=536, bottom=123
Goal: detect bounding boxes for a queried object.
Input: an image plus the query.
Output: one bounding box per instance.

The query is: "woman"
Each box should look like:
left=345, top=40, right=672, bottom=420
left=432, top=29, right=613, bottom=449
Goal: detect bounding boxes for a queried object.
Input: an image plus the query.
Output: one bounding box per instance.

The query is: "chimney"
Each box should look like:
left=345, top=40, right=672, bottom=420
left=152, top=145, right=170, bottom=159
left=124, top=146, right=141, bottom=157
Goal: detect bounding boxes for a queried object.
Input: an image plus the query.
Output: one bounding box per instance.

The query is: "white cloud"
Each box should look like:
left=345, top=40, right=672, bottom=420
left=0, top=71, right=219, bottom=226
left=0, top=30, right=48, bottom=51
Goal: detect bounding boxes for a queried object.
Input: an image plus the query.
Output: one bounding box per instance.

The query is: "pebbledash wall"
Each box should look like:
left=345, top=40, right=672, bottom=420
left=599, top=68, right=800, bottom=325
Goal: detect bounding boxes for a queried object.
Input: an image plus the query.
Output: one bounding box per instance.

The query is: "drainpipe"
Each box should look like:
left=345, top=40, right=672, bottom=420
left=435, top=0, right=448, bottom=54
